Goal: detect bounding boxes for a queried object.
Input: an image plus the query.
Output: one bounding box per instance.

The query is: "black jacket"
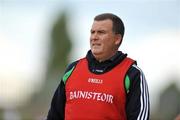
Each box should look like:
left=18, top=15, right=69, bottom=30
left=47, top=50, right=150, bottom=120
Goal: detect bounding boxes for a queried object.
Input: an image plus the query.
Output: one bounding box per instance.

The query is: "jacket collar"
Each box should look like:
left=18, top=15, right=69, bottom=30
left=86, top=50, right=127, bottom=74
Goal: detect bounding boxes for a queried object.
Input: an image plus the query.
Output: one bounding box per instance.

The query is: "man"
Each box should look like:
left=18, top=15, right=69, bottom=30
left=47, top=13, right=150, bottom=120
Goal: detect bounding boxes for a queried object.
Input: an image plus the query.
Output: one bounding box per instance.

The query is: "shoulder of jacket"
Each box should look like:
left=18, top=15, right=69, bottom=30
left=62, top=60, right=79, bottom=84
left=125, top=64, right=143, bottom=93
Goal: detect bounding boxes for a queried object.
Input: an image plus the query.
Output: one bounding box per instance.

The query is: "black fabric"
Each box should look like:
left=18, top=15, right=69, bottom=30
left=46, top=50, right=149, bottom=120
left=86, top=50, right=127, bottom=74
left=47, top=81, right=65, bottom=120
left=47, top=61, right=78, bottom=120
left=126, top=66, right=142, bottom=119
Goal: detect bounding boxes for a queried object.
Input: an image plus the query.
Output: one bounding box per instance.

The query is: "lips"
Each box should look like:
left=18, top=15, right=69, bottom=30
left=92, top=43, right=101, bottom=46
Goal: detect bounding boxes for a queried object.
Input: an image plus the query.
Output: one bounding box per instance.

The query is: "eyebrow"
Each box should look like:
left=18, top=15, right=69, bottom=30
left=90, top=29, right=106, bottom=33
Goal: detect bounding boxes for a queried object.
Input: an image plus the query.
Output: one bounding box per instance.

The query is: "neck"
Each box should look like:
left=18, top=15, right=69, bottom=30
left=93, top=51, right=117, bottom=62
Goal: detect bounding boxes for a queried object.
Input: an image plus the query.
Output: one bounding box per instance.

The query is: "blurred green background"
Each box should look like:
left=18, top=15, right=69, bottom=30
left=0, top=0, right=180, bottom=120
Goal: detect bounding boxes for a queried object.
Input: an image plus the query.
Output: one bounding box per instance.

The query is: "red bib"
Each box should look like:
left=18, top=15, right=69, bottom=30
left=65, top=57, right=134, bottom=120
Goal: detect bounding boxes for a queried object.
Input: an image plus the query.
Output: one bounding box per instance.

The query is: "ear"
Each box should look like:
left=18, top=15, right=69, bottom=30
left=114, top=34, right=122, bottom=46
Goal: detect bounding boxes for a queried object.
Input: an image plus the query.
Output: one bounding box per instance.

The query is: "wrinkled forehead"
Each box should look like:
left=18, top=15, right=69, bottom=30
left=91, top=19, right=113, bottom=30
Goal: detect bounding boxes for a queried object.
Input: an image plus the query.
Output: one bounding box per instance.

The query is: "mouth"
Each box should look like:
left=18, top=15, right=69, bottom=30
left=92, top=43, right=101, bottom=47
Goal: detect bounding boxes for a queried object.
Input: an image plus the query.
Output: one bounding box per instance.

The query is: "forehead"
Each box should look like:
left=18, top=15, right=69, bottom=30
left=91, top=19, right=113, bottom=30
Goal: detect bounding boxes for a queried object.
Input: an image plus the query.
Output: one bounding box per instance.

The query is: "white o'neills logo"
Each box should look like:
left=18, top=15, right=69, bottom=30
left=69, top=90, right=114, bottom=104
left=88, top=78, right=103, bottom=84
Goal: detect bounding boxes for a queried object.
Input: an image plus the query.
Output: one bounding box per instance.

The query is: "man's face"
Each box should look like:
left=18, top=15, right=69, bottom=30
left=90, top=19, right=121, bottom=61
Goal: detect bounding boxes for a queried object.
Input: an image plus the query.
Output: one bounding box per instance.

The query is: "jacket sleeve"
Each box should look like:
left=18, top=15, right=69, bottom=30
left=46, top=80, right=65, bottom=120
left=46, top=61, right=78, bottom=120
left=126, top=64, right=150, bottom=120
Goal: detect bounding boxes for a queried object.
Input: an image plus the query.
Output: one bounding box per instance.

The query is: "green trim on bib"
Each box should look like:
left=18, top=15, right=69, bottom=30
left=62, top=66, right=75, bottom=84
left=125, top=75, right=130, bottom=93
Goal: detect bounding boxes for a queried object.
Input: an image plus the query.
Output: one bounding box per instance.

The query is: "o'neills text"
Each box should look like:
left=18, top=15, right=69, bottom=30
left=69, top=91, right=114, bottom=104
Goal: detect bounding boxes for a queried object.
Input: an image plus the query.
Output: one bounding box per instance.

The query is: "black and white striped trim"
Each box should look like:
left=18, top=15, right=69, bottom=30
left=132, top=64, right=150, bottom=120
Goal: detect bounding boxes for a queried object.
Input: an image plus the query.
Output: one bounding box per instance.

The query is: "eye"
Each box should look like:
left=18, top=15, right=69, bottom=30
left=91, top=30, right=95, bottom=34
left=98, top=30, right=106, bottom=34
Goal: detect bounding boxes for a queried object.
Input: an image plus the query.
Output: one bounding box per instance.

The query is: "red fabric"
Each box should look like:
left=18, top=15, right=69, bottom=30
left=65, top=57, right=134, bottom=120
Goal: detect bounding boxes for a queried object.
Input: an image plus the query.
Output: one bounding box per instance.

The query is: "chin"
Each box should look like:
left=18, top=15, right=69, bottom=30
left=91, top=49, right=102, bottom=55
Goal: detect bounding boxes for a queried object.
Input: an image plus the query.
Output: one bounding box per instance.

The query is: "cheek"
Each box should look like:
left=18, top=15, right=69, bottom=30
left=102, top=37, right=112, bottom=46
left=104, top=40, right=115, bottom=50
left=90, top=39, right=93, bottom=45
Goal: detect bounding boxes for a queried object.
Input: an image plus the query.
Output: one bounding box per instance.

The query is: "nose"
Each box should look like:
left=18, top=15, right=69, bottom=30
left=91, top=32, right=98, bottom=41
